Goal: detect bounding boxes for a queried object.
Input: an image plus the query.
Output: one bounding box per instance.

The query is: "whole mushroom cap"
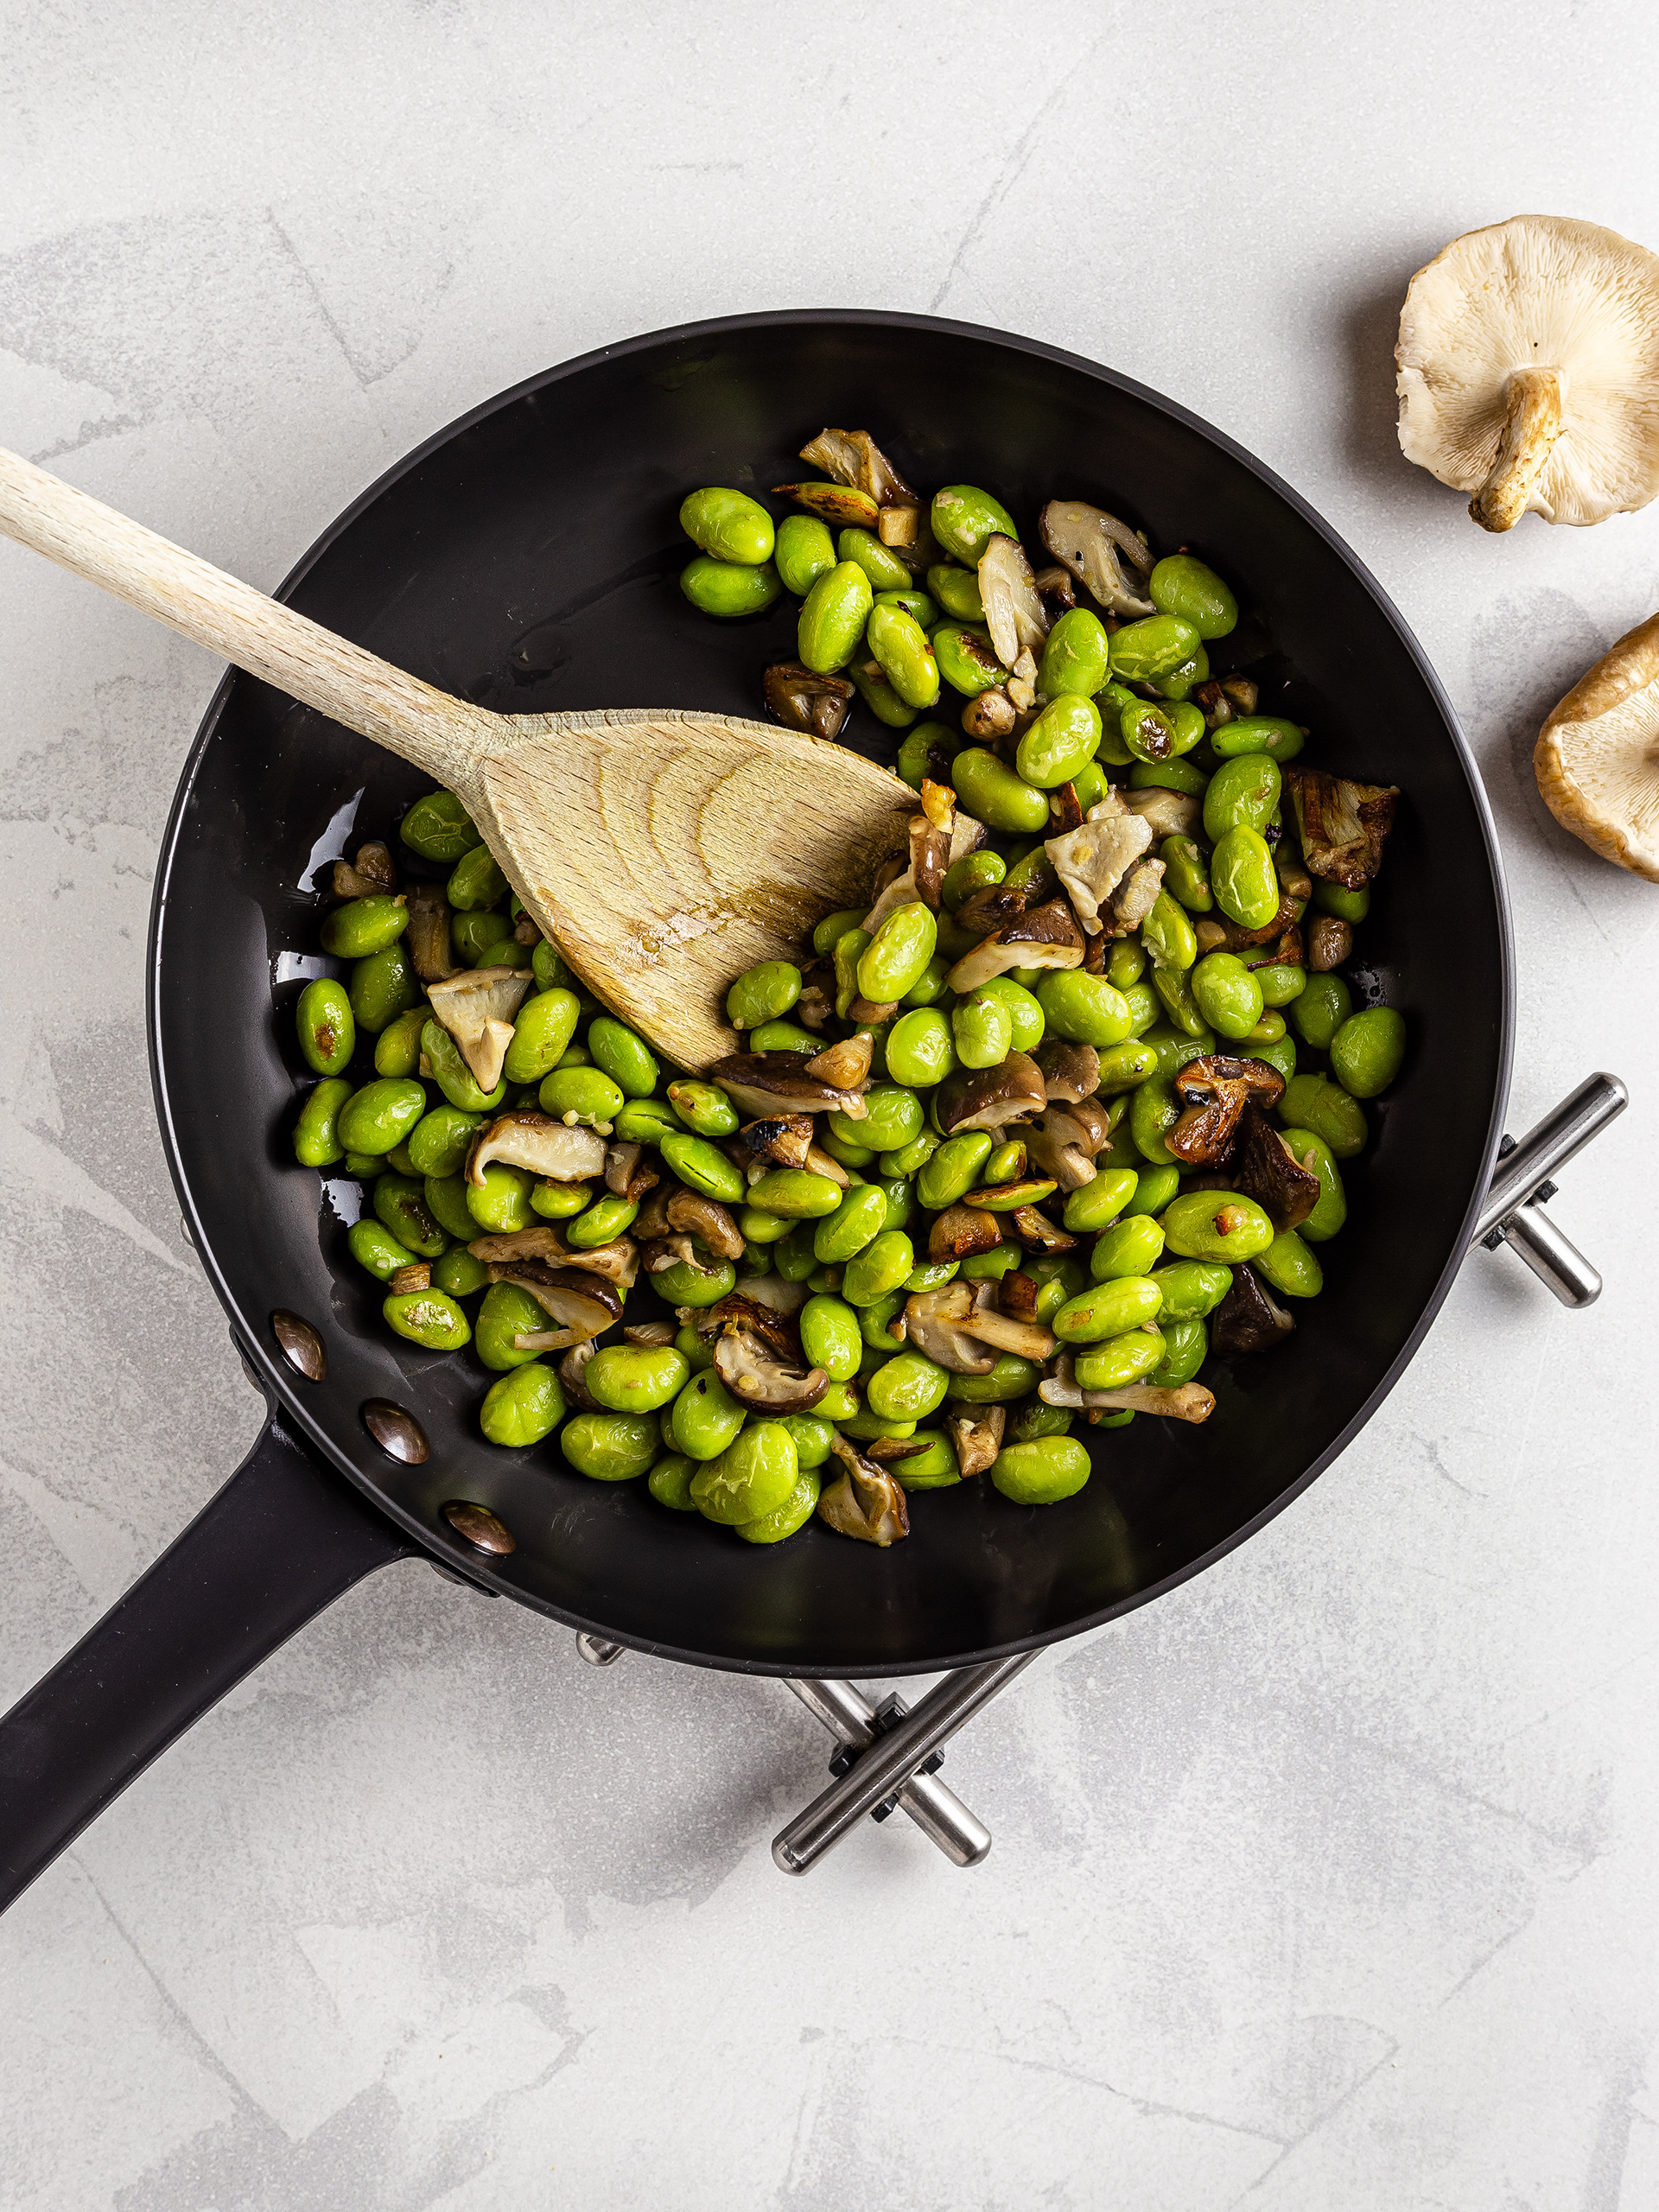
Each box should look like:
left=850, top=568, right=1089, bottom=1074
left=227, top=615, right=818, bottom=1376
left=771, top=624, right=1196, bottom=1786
left=1535, top=609, right=1659, bottom=881
left=1396, top=214, right=1659, bottom=530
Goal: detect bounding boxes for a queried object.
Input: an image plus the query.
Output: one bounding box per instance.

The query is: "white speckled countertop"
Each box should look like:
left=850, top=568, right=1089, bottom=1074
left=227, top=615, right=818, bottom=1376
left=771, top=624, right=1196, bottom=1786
left=2, top=5, right=1657, bottom=2206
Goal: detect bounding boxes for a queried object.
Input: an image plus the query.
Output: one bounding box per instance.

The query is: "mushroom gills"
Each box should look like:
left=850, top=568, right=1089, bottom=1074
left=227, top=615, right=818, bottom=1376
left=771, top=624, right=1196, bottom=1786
left=817, top=1436, right=910, bottom=1547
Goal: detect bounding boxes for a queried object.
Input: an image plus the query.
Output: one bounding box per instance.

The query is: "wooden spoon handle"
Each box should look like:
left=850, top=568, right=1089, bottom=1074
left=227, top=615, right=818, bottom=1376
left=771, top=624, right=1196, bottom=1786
left=0, top=446, right=488, bottom=788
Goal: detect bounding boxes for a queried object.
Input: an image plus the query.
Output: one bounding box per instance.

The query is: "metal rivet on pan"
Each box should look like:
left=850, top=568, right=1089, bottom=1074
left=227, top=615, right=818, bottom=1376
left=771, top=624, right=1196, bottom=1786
left=442, top=1500, right=516, bottom=1555
left=362, top=1399, right=429, bottom=1464
left=271, top=1310, right=327, bottom=1382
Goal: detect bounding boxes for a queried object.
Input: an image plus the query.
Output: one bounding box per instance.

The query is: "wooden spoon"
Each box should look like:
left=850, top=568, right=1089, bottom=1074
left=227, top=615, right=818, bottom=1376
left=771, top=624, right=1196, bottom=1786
left=0, top=448, right=912, bottom=1070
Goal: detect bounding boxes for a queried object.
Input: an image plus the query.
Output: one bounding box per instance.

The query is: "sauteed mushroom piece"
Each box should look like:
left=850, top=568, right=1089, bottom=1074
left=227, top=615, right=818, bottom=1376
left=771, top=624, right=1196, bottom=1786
left=798, top=426, right=918, bottom=509
left=1039, top=1356, right=1215, bottom=1424
left=863, top=810, right=955, bottom=929
left=405, top=881, right=456, bottom=982
left=818, top=1435, right=911, bottom=1548
left=493, top=1262, right=623, bottom=1351
left=427, top=966, right=533, bottom=1091
left=734, top=1115, right=817, bottom=1171
left=934, top=1054, right=1049, bottom=1135
left=333, top=839, right=396, bottom=898
left=1166, top=1057, right=1286, bottom=1168
left=1025, top=1099, right=1112, bottom=1191
left=729, top=1272, right=810, bottom=1316
left=467, top=1109, right=608, bottom=1186
left=1106, top=857, right=1166, bottom=934
left=661, top=1185, right=744, bottom=1262
left=706, top=1052, right=869, bottom=1120
left=625, top=1320, right=677, bottom=1348
left=560, top=1338, right=600, bottom=1408
left=944, top=898, right=1085, bottom=992
left=1211, top=1265, right=1296, bottom=1356
left=927, top=1204, right=1007, bottom=1265
left=805, top=1033, right=874, bottom=1088
left=902, top=1285, right=995, bottom=1376
left=963, top=688, right=1016, bottom=741
left=1306, top=914, right=1352, bottom=971
left=468, top=1225, right=639, bottom=1289
left=1007, top=1207, right=1077, bottom=1255
left=1035, top=1039, right=1102, bottom=1104
left=1122, top=787, right=1202, bottom=841
left=1230, top=1105, right=1322, bottom=1233
left=709, top=1304, right=827, bottom=1415
left=763, top=661, right=854, bottom=741
left=605, top=1141, right=659, bottom=1204
left=1044, top=794, right=1153, bottom=936
left=1039, top=499, right=1156, bottom=617
left=946, top=1405, right=1006, bottom=1478
left=1283, top=766, right=1400, bottom=889
left=977, top=535, right=1049, bottom=669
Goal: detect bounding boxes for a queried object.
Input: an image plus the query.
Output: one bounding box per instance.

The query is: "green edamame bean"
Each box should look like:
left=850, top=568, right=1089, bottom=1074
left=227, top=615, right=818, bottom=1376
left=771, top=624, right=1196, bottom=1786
left=830, top=1084, right=922, bottom=1154
left=531, top=1178, right=593, bottom=1220
left=951, top=991, right=1013, bottom=1070
left=931, top=623, right=1008, bottom=697
left=586, top=1344, right=690, bottom=1414
left=1016, top=695, right=1102, bottom=789
left=848, top=654, right=919, bottom=728
left=866, top=601, right=941, bottom=709
left=691, top=1419, right=798, bottom=1523
left=1112, top=1171, right=1173, bottom=1226
left=736, top=1467, right=822, bottom=1543
left=918, top=1130, right=994, bottom=1210
left=942, top=849, right=1005, bottom=913
left=1052, top=1274, right=1163, bottom=1342
left=680, top=486, right=775, bottom=565
left=400, top=788, right=477, bottom=862
left=1162, top=1190, right=1275, bottom=1262
left=1203, top=753, right=1281, bottom=842
left=1160, top=836, right=1213, bottom=913
left=1271, top=1128, right=1344, bottom=1243
left=1122, top=697, right=1205, bottom=764
left=743, top=1168, right=841, bottom=1219
left=663, top=1079, right=738, bottom=1137
left=1152, top=1315, right=1209, bottom=1386
left=874, top=1175, right=913, bottom=1233
left=385, top=1141, right=419, bottom=1177
left=1129, top=1074, right=1181, bottom=1165
left=1211, top=826, right=1280, bottom=931
left=830, top=931, right=870, bottom=1022
left=374, top=1005, right=427, bottom=1078
left=866, top=1351, right=950, bottom=1421
left=1109, top=613, right=1202, bottom=681
left=500, top=988, right=579, bottom=1084
left=538, top=1066, right=624, bottom=1127
left=885, top=1432, right=958, bottom=1490
left=813, top=908, right=868, bottom=957
left=1061, top=1167, right=1138, bottom=1233
left=1153, top=648, right=1211, bottom=702
left=447, top=844, right=508, bottom=912
left=1314, top=880, right=1371, bottom=922
left=749, top=1019, right=821, bottom=1054
left=977, top=976, right=1045, bottom=1052
left=1255, top=1032, right=1299, bottom=1085
left=1191, top=950, right=1265, bottom=1040
left=421, top=1171, right=478, bottom=1241
left=321, top=896, right=407, bottom=959
left=1038, top=607, right=1111, bottom=697
left=1073, top=1328, right=1164, bottom=1390
left=433, top=1248, right=490, bottom=1298
left=654, top=1257, right=738, bottom=1306
left=563, top=1411, right=661, bottom=1482
left=775, top=1222, right=819, bottom=1281
left=1147, top=554, right=1237, bottom=639
left=738, top=1207, right=790, bottom=1246
left=949, top=747, right=1049, bottom=834
left=945, top=1353, right=1040, bottom=1403
left=474, top=1281, right=549, bottom=1370
left=296, top=979, right=353, bottom=1077
left=931, top=485, right=1018, bottom=564
left=1257, top=963, right=1308, bottom=1008
left=990, top=1435, right=1090, bottom=1504
left=775, top=513, right=837, bottom=596
left=842, top=1230, right=914, bottom=1306
left=874, top=588, right=939, bottom=628
left=1290, top=974, right=1352, bottom=1050
left=586, top=1016, right=658, bottom=1098
left=1279, top=1075, right=1368, bottom=1160
left=799, top=1294, right=862, bottom=1382
left=1137, top=1024, right=1213, bottom=1084
left=384, top=1287, right=470, bottom=1350
left=612, top=1098, right=683, bottom=1145
left=1072, top=760, right=1109, bottom=813
left=798, top=560, right=874, bottom=672
left=1084, top=1040, right=1154, bottom=1099
left=885, top=1008, right=957, bottom=1088
left=1255, top=1230, right=1323, bottom=1299
left=348, top=943, right=417, bottom=1035
left=480, top=1362, right=566, bottom=1447
left=818, top=1129, right=875, bottom=1172
left=1034, top=970, right=1134, bottom=1048
left=1132, top=757, right=1209, bottom=797
left=838, top=525, right=912, bottom=594
left=880, top=1130, right=939, bottom=1179
left=648, top=1452, right=701, bottom=1511
left=372, top=1173, right=446, bottom=1258
left=1006, top=1402, right=1072, bottom=1446
left=813, top=1184, right=887, bottom=1264
left=1330, top=1007, right=1406, bottom=1098
left=450, top=909, right=512, bottom=966
left=979, top=1140, right=1025, bottom=1185
left=465, top=1161, right=533, bottom=1234
left=926, top=563, right=984, bottom=620
left=1090, top=1216, right=1166, bottom=1280
left=1210, top=716, right=1305, bottom=763
left=960, top=1247, right=1021, bottom=1285
left=422, top=1020, right=506, bottom=1114
left=335, top=1077, right=426, bottom=1159
left=1105, top=940, right=1146, bottom=993
left=1149, top=1264, right=1232, bottom=1324
left=1141, top=891, right=1198, bottom=972
left=1247, top=1008, right=1287, bottom=1046
left=681, top=554, right=783, bottom=618
left=858, top=904, right=938, bottom=1004
left=568, top=1193, right=639, bottom=1248
left=348, top=1218, right=416, bottom=1281
left=658, top=1131, right=747, bottom=1203
left=531, top=938, right=573, bottom=994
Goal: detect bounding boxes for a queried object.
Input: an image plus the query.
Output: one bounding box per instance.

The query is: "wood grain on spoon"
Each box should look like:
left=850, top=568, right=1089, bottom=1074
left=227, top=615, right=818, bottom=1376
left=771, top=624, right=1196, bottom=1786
left=0, top=446, right=911, bottom=1070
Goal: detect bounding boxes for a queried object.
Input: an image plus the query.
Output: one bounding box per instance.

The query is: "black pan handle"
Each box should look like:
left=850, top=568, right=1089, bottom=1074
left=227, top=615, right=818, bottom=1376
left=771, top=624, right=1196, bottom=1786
left=0, top=1414, right=421, bottom=1914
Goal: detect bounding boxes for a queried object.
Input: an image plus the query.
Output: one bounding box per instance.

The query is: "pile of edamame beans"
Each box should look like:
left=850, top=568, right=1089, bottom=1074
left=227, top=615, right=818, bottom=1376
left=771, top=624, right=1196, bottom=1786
left=282, top=449, right=1407, bottom=1552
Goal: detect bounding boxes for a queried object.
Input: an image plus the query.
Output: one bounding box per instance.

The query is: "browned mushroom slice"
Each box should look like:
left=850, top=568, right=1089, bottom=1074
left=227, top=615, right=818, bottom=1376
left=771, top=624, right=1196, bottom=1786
left=865, top=1435, right=930, bottom=1464
left=1039, top=1357, right=1214, bottom=1424
left=428, top=966, right=534, bottom=1091
left=772, top=480, right=880, bottom=530
left=817, top=1435, right=911, bottom=1547
left=1107, top=857, right=1166, bottom=935
left=918, top=778, right=956, bottom=833
left=798, top=427, right=919, bottom=509
left=998, top=1269, right=1040, bottom=1324
left=713, top=1313, right=828, bottom=1414
left=946, top=1405, right=1006, bottom=1478
left=559, top=1338, right=600, bottom=1408
left=333, top=840, right=397, bottom=898
left=1211, top=890, right=1300, bottom=954
left=468, top=1109, right=608, bottom=1186
left=927, top=1205, right=1006, bottom=1265
left=492, top=1262, right=622, bottom=1350
left=959, top=1279, right=1056, bottom=1363
left=1122, top=787, right=1202, bottom=841
left=1283, top=766, right=1400, bottom=889
left=1211, top=1265, right=1296, bottom=1356
left=735, top=1114, right=817, bottom=1170
left=804, top=1033, right=874, bottom=1089
left=944, top=898, right=1084, bottom=993
left=877, top=505, right=924, bottom=549
left=1007, top=1206, right=1078, bottom=1255
left=1230, top=1105, right=1321, bottom=1233
left=802, top=1144, right=850, bottom=1191
left=705, top=1052, right=869, bottom=1120
left=405, top=881, right=457, bottom=983
left=1034, top=1039, right=1102, bottom=1104
left=1165, top=1057, right=1286, bottom=1168
left=728, top=1272, right=810, bottom=1316
left=1044, top=796, right=1153, bottom=936
left=640, top=1235, right=718, bottom=1281
left=1025, top=1099, right=1112, bottom=1191
left=1039, top=499, right=1156, bottom=617
left=904, top=1283, right=997, bottom=1375
left=624, top=1320, right=677, bottom=1348
left=935, top=1053, right=1049, bottom=1135
left=604, top=1141, right=659, bottom=1204
left=662, top=1185, right=744, bottom=1262
left=763, top=662, right=855, bottom=741
left=977, top=535, right=1050, bottom=669
left=795, top=968, right=834, bottom=1032
left=1306, top=914, right=1352, bottom=972
left=1046, top=782, right=1084, bottom=835
left=863, top=816, right=953, bottom=929
left=954, top=880, right=1029, bottom=939
left=468, top=1224, right=639, bottom=1289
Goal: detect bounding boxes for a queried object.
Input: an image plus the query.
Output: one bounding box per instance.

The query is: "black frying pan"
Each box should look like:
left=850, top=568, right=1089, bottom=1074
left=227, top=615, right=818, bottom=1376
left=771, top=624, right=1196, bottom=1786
left=0, top=311, right=1512, bottom=1911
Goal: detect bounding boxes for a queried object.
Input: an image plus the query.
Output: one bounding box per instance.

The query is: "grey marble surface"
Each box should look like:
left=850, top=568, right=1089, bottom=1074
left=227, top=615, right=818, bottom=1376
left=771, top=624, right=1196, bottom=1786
left=3, top=5, right=1657, bottom=2206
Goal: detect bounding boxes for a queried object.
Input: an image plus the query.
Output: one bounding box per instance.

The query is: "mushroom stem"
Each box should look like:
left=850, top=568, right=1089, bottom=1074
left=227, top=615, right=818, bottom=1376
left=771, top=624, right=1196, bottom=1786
left=1470, top=366, right=1566, bottom=532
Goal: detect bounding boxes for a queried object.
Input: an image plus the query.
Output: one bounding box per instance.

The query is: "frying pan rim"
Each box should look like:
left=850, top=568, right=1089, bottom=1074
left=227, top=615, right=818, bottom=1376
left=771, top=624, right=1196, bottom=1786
left=146, top=306, right=1516, bottom=1676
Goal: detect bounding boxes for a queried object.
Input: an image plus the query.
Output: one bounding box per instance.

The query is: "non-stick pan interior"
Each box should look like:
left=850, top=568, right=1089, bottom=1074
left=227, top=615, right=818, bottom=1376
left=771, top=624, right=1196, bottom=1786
left=153, top=313, right=1510, bottom=1675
